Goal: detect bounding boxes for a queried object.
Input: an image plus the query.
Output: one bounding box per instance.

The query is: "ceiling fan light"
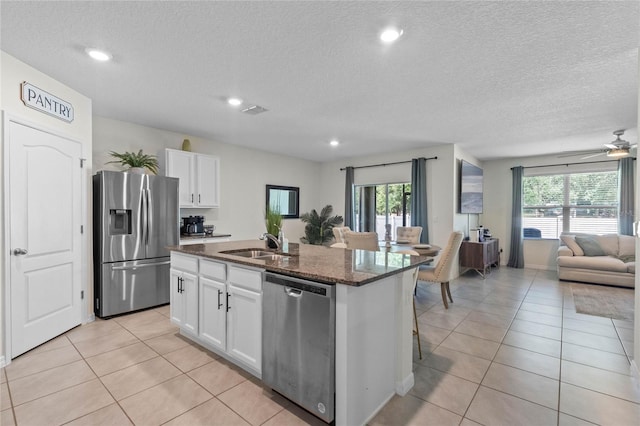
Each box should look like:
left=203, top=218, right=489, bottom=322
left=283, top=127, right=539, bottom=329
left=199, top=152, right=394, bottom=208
left=606, top=148, right=630, bottom=158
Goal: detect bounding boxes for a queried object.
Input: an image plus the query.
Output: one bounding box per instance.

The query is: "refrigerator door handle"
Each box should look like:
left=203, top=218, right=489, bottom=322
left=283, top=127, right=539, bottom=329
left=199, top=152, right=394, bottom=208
left=111, top=260, right=171, bottom=271
left=140, top=185, right=148, bottom=248
left=144, top=189, right=151, bottom=246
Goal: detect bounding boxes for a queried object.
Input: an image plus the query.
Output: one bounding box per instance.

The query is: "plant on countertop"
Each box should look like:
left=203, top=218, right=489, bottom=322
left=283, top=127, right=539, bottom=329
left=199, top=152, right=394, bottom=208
left=300, top=204, right=343, bottom=245
left=107, top=149, right=159, bottom=174
left=265, top=205, right=283, bottom=236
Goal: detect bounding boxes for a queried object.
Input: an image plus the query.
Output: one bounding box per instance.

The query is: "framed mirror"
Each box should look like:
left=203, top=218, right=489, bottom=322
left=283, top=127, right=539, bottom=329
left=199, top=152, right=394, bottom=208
left=266, top=185, right=300, bottom=219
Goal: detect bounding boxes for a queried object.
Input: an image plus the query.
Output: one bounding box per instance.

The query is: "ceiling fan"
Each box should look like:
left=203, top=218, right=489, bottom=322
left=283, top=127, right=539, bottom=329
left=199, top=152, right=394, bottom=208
left=559, top=130, right=636, bottom=159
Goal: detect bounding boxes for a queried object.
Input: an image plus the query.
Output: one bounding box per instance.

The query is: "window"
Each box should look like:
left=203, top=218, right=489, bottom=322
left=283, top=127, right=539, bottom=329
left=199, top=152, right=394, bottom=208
left=353, top=183, right=411, bottom=240
left=522, top=170, right=619, bottom=239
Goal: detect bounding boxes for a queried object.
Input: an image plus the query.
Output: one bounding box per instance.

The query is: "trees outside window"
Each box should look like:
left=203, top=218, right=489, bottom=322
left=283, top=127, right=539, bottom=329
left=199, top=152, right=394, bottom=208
left=354, top=183, right=411, bottom=239
left=522, top=171, right=618, bottom=238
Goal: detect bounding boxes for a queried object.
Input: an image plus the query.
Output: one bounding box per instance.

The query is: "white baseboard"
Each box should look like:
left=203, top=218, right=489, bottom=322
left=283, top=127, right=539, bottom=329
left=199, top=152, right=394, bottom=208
left=395, top=372, right=414, bottom=396
left=83, top=313, right=95, bottom=324
left=0, top=355, right=5, bottom=368
left=631, top=360, right=640, bottom=389
left=362, top=391, right=395, bottom=426
left=525, top=263, right=555, bottom=271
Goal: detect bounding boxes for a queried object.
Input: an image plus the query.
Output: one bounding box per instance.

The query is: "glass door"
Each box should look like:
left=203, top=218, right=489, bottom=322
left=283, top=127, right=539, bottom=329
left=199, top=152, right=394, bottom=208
left=353, top=183, right=411, bottom=240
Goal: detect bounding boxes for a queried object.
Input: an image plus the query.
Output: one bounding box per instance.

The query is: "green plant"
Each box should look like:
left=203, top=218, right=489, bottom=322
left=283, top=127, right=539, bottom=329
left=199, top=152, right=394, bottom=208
left=300, top=205, right=343, bottom=245
left=265, top=205, right=283, bottom=236
left=107, top=149, right=159, bottom=174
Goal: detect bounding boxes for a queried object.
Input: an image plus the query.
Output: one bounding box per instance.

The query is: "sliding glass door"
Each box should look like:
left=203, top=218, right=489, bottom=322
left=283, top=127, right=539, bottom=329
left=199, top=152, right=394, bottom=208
left=353, top=183, right=411, bottom=240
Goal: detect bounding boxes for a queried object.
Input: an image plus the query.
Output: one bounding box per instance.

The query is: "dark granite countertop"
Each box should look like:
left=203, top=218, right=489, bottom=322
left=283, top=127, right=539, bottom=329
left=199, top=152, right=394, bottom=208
left=169, top=239, right=433, bottom=286
left=180, top=233, right=232, bottom=240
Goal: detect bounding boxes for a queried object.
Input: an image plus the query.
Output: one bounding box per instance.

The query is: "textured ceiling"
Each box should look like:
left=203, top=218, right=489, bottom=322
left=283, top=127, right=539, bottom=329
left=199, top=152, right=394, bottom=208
left=1, top=1, right=638, bottom=162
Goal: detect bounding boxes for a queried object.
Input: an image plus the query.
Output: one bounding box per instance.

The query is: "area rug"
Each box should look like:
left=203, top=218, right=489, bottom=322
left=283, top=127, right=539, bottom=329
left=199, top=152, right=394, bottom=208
left=571, top=284, right=635, bottom=321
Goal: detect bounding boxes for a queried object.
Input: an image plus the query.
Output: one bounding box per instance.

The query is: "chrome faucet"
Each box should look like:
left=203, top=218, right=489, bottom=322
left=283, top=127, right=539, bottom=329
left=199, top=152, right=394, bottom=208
left=260, top=233, right=281, bottom=250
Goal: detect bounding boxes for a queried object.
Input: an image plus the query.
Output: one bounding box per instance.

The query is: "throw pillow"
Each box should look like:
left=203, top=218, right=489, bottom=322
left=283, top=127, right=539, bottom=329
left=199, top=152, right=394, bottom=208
left=575, top=236, right=606, bottom=256
left=560, top=235, right=584, bottom=256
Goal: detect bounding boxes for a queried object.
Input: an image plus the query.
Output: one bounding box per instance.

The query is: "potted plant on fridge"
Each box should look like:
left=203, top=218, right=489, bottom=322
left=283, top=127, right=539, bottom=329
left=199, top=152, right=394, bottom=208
left=107, top=149, right=159, bottom=175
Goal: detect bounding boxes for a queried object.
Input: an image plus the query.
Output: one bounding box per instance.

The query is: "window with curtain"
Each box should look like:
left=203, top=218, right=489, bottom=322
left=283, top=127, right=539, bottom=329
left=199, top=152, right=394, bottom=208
left=353, top=183, right=411, bottom=240
left=522, top=170, right=619, bottom=239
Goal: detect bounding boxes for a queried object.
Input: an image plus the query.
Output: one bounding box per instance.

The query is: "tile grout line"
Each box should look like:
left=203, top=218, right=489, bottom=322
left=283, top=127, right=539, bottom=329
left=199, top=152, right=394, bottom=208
left=457, top=268, right=537, bottom=422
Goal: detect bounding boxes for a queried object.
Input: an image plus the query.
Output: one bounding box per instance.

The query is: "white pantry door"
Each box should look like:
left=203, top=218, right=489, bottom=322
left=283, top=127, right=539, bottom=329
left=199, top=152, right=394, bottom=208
left=8, top=119, right=82, bottom=358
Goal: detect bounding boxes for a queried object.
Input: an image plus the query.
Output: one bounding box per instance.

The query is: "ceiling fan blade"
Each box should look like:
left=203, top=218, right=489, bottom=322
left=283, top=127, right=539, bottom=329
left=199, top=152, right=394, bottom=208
left=604, top=144, right=618, bottom=149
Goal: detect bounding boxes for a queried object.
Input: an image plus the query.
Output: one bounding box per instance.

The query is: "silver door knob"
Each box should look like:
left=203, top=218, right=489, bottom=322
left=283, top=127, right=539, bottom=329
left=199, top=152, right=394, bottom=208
left=13, top=248, right=27, bottom=255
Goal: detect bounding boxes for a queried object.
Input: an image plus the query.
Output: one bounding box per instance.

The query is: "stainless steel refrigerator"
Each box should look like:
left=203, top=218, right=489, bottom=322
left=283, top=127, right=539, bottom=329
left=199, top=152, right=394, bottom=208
left=93, top=170, right=179, bottom=318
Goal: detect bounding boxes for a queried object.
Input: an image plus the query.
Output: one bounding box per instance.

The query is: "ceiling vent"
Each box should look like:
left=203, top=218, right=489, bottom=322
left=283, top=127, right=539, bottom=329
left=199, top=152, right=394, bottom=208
left=241, top=105, right=268, bottom=115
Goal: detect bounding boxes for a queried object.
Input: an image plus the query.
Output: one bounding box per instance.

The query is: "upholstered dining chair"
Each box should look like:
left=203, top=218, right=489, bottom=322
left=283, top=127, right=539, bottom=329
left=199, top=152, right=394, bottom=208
left=396, top=226, right=423, bottom=244
left=343, top=231, right=379, bottom=251
left=417, top=231, right=464, bottom=309
left=332, top=226, right=351, bottom=244
left=397, top=249, right=423, bottom=359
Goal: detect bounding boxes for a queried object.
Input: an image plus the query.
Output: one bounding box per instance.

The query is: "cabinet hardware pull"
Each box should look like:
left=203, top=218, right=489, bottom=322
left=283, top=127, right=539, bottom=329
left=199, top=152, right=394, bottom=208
left=178, top=277, right=183, bottom=293
left=217, top=289, right=223, bottom=310
left=226, top=292, right=231, bottom=312
left=199, top=194, right=201, bottom=203
left=191, top=194, right=194, bottom=203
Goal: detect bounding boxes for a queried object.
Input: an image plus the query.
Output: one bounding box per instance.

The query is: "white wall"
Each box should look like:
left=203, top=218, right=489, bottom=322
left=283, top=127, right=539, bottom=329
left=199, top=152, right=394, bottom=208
left=1, top=51, right=93, bottom=361
left=93, top=117, right=321, bottom=242
left=483, top=154, right=636, bottom=271
left=319, top=144, right=457, bottom=250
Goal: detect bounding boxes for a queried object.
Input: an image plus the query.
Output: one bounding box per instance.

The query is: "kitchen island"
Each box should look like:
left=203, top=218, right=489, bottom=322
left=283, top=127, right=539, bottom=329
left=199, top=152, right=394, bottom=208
left=169, top=240, right=432, bottom=426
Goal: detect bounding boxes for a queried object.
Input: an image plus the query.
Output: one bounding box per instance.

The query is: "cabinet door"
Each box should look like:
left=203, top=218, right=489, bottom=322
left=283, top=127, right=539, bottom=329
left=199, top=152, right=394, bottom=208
left=169, top=268, right=184, bottom=326
left=182, top=271, right=199, bottom=334
left=166, top=150, right=195, bottom=207
left=227, top=285, right=261, bottom=373
left=195, top=155, right=219, bottom=207
left=199, top=277, right=226, bottom=351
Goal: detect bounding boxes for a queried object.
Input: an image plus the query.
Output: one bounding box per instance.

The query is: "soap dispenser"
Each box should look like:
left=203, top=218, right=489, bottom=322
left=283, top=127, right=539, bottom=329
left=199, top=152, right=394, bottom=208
left=278, top=228, right=289, bottom=253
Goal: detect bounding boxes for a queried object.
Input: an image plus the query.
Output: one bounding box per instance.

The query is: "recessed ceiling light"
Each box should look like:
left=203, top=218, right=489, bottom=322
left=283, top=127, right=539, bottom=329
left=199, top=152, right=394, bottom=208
left=227, top=97, right=243, bottom=106
left=380, top=28, right=403, bottom=43
left=85, top=48, right=112, bottom=62
left=330, top=139, right=340, bottom=147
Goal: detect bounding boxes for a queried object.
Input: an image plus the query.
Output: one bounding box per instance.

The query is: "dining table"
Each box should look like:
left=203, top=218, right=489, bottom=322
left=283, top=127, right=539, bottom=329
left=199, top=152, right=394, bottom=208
left=379, top=241, right=442, bottom=257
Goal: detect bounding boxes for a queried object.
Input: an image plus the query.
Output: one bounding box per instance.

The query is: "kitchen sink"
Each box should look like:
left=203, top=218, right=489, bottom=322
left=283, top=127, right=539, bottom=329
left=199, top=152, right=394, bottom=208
left=221, top=249, right=290, bottom=260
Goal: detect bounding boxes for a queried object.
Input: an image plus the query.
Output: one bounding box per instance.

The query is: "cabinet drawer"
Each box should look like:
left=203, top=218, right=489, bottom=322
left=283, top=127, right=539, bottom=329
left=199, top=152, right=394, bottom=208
left=228, top=266, right=262, bottom=292
left=200, top=259, right=226, bottom=281
left=171, top=252, right=198, bottom=273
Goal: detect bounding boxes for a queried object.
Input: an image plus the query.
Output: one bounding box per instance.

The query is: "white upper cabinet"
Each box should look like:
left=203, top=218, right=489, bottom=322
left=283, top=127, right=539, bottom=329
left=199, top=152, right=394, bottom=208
left=195, top=154, right=220, bottom=207
left=164, top=149, right=220, bottom=208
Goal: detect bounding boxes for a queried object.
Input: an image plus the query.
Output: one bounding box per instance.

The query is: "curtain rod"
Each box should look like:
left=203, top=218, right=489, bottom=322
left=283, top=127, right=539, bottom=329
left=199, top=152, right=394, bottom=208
left=510, top=158, right=633, bottom=170
left=340, top=156, right=437, bottom=171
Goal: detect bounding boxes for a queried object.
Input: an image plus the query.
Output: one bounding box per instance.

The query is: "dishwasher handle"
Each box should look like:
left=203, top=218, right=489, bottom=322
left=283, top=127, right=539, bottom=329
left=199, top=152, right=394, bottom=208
left=265, top=272, right=334, bottom=299
left=284, top=286, right=302, bottom=298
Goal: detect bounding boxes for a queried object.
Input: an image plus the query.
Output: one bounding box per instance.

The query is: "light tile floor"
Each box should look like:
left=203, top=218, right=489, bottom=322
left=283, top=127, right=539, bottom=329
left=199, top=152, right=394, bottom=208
left=1, top=268, right=639, bottom=425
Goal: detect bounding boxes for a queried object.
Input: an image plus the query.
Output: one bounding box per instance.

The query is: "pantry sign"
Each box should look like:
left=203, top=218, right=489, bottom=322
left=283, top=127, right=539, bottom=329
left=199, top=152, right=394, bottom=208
left=20, top=82, right=74, bottom=123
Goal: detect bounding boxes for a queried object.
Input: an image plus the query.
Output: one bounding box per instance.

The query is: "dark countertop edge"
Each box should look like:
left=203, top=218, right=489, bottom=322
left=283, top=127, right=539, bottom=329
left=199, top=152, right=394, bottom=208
left=168, top=243, right=432, bottom=287
left=180, top=233, right=232, bottom=240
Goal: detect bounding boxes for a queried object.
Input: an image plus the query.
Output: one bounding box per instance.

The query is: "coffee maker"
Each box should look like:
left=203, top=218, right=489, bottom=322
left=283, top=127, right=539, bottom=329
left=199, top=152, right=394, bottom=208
left=181, top=216, right=205, bottom=236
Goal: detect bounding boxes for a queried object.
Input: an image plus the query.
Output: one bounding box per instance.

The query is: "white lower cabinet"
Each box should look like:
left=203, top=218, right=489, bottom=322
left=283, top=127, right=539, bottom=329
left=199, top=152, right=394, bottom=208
left=170, top=268, right=198, bottom=335
left=171, top=254, right=263, bottom=376
left=227, top=284, right=262, bottom=371
left=199, top=276, right=227, bottom=352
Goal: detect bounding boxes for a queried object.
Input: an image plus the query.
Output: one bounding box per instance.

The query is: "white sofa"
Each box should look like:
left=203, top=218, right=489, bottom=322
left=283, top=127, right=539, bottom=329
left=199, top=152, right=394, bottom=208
left=557, top=233, right=635, bottom=288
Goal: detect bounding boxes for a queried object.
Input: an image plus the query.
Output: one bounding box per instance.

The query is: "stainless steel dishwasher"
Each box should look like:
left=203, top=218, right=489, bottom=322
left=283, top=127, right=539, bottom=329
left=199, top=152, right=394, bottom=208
left=262, top=272, right=335, bottom=423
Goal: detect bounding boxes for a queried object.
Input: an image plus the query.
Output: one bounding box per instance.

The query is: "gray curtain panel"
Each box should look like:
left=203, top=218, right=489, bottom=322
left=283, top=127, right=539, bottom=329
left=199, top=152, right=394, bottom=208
left=618, top=157, right=634, bottom=236
left=344, top=166, right=354, bottom=229
left=411, top=158, right=429, bottom=243
left=507, top=166, right=524, bottom=268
